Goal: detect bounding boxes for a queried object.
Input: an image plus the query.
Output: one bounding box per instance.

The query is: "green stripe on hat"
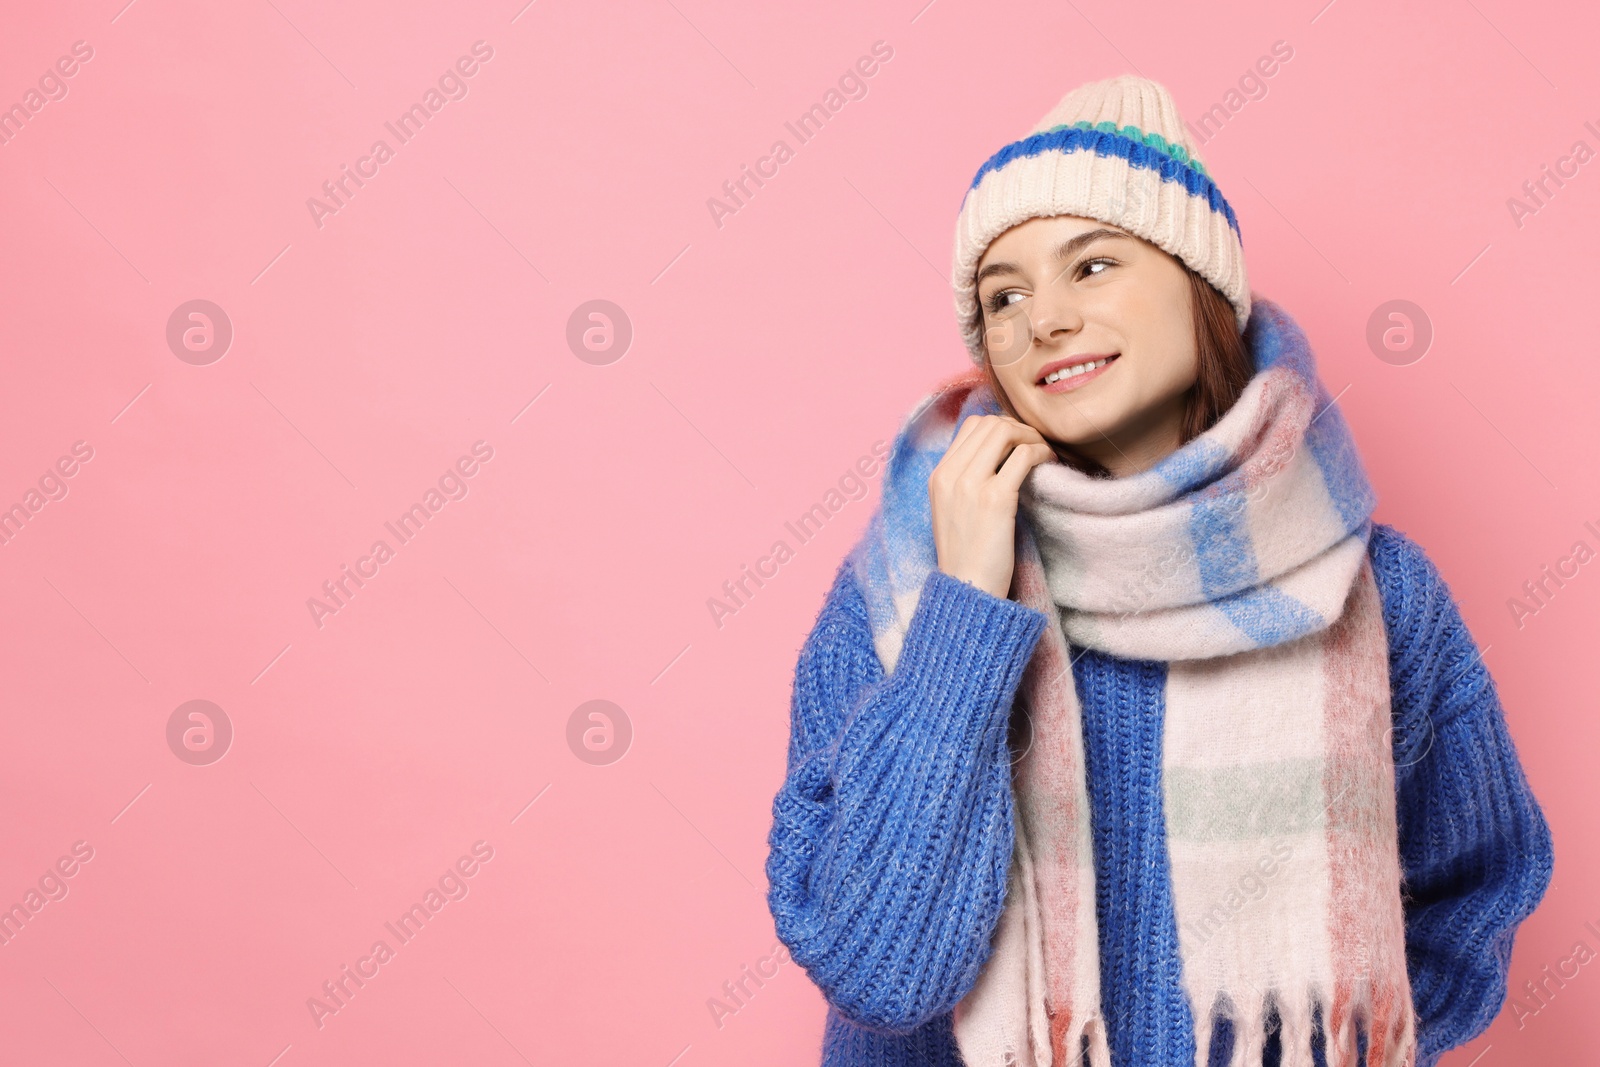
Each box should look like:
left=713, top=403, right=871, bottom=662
left=1041, top=119, right=1209, bottom=177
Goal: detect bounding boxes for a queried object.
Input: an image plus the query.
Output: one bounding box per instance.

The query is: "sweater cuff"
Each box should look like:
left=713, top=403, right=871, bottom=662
left=891, top=569, right=1051, bottom=695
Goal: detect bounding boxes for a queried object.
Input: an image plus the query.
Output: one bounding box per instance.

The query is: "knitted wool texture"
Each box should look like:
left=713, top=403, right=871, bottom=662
left=951, top=74, right=1250, bottom=364
left=766, top=526, right=1554, bottom=1067
left=845, top=298, right=1417, bottom=1067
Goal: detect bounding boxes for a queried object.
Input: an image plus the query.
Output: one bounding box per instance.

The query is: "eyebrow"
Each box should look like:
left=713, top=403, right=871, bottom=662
left=974, top=228, right=1133, bottom=287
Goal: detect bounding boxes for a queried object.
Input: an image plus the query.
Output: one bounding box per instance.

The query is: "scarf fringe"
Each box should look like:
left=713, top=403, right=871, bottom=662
left=1051, top=1011, right=1112, bottom=1067
left=1279, top=992, right=1315, bottom=1067
left=1229, top=994, right=1267, bottom=1067
left=1189, top=983, right=1417, bottom=1067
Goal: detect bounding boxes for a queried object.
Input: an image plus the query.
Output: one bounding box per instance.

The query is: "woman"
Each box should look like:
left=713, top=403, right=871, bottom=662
left=763, top=74, right=1554, bottom=1067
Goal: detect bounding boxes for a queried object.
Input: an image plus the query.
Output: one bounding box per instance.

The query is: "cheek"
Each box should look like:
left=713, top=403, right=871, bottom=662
left=1168, top=343, right=1201, bottom=390
left=1117, top=267, right=1198, bottom=389
left=1135, top=317, right=1199, bottom=396
left=990, top=362, right=1032, bottom=402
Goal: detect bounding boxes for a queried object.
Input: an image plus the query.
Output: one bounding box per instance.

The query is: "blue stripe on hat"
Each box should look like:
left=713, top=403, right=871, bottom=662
left=964, top=124, right=1241, bottom=238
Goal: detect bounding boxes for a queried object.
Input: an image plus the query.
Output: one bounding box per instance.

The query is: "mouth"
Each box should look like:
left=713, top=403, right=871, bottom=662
left=1035, top=353, right=1119, bottom=393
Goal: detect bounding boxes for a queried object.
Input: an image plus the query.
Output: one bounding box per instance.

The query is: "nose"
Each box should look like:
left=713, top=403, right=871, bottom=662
left=1028, top=283, right=1083, bottom=345
left=982, top=275, right=1084, bottom=369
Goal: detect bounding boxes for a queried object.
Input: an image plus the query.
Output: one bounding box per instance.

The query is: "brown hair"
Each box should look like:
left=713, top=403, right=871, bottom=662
left=977, top=264, right=1253, bottom=477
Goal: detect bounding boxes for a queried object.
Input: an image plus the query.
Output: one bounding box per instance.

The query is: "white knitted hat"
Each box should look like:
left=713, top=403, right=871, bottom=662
left=952, top=74, right=1250, bottom=364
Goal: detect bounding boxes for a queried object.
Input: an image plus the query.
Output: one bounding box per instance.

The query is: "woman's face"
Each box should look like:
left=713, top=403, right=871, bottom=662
left=975, top=215, right=1198, bottom=473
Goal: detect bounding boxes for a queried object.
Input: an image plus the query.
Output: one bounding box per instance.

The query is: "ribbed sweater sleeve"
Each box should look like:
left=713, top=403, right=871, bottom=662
left=1370, top=525, right=1556, bottom=1067
left=765, top=557, right=1050, bottom=1035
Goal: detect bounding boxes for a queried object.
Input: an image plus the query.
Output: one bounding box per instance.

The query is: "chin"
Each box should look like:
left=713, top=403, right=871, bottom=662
left=1026, top=424, right=1099, bottom=453
left=1029, top=405, right=1125, bottom=449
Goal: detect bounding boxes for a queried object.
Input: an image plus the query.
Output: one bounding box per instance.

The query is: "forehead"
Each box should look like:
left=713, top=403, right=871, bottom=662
left=977, top=217, right=1135, bottom=272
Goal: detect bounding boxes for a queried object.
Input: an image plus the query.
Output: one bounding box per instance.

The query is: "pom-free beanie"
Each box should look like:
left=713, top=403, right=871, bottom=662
left=951, top=74, right=1251, bottom=364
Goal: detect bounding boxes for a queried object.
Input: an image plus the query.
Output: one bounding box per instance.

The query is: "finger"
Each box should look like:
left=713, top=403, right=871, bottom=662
left=991, top=441, right=1056, bottom=495
left=991, top=414, right=1050, bottom=447
left=948, top=420, right=1021, bottom=492
left=938, top=414, right=1007, bottom=482
left=964, top=418, right=1047, bottom=481
left=948, top=413, right=986, bottom=451
left=937, top=414, right=993, bottom=476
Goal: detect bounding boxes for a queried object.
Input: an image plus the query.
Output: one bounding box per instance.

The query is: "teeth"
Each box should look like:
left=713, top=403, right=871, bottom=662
left=1044, top=357, right=1110, bottom=384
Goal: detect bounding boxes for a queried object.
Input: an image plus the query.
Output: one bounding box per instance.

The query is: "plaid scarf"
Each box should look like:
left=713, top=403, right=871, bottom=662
left=845, top=298, right=1417, bottom=1067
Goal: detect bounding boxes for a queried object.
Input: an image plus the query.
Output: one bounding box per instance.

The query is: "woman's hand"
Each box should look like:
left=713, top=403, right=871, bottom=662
left=929, top=414, right=1057, bottom=599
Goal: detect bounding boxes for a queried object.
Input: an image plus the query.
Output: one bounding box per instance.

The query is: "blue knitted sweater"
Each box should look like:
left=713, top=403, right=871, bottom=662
left=765, top=523, right=1554, bottom=1067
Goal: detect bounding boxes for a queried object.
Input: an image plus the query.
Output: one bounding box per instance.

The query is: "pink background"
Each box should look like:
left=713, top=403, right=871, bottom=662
left=1, top=0, right=1595, bottom=1063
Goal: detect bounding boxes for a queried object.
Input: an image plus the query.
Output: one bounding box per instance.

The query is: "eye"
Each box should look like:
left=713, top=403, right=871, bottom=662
left=1078, top=256, right=1116, bottom=278
left=984, top=289, right=1023, bottom=314
left=982, top=256, right=1118, bottom=315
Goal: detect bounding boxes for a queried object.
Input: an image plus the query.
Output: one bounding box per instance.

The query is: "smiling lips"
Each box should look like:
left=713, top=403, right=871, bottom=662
left=1036, top=353, right=1119, bottom=393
